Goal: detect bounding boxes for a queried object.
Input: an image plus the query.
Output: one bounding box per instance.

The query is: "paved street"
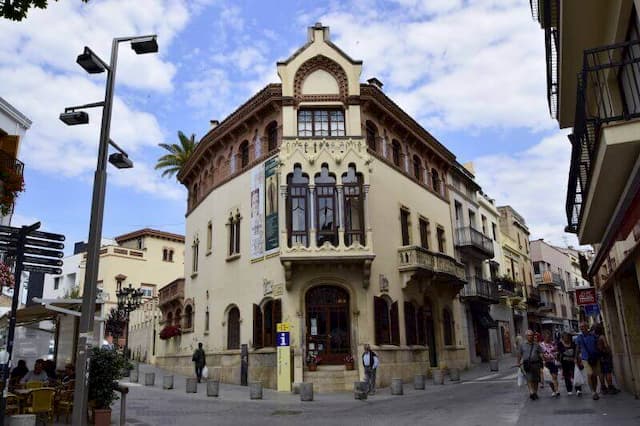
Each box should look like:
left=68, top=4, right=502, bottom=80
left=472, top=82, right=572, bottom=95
left=107, top=360, right=640, bottom=426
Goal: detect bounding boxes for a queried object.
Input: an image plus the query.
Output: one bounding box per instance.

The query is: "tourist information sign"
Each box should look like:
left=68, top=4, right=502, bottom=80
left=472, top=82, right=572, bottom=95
left=276, top=322, right=291, bottom=392
left=0, top=222, right=65, bottom=426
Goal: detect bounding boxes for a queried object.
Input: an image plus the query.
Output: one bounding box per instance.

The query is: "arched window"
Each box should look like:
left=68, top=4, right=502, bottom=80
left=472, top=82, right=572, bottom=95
left=239, top=141, right=250, bottom=168
left=392, top=140, right=402, bottom=167
left=184, top=305, right=193, bottom=330
left=266, top=121, right=278, bottom=152
left=253, top=299, right=282, bottom=348
left=443, top=308, right=454, bottom=346
left=166, top=311, right=173, bottom=325
left=404, top=301, right=417, bottom=345
left=374, top=296, right=400, bottom=346
left=315, top=165, right=337, bottom=246
left=175, top=309, right=182, bottom=328
left=287, top=165, right=310, bottom=247
left=342, top=165, right=364, bottom=246
left=227, top=306, right=240, bottom=349
left=365, top=121, right=378, bottom=151
left=431, top=168, right=441, bottom=194
left=413, top=155, right=422, bottom=182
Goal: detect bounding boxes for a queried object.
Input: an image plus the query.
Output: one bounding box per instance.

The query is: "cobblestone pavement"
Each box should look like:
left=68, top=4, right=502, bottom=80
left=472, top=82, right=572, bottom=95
left=100, top=360, right=640, bottom=426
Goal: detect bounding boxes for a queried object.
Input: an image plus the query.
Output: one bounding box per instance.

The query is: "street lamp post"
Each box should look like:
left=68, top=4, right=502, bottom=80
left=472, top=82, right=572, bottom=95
left=116, top=282, right=144, bottom=361
left=62, top=35, right=158, bottom=426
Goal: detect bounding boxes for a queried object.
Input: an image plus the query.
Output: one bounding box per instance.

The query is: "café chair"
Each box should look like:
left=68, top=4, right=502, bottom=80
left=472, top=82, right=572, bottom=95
left=25, top=381, right=44, bottom=389
left=23, top=388, right=55, bottom=425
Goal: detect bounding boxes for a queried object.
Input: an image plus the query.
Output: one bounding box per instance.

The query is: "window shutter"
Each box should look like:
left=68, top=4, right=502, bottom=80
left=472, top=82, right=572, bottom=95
left=391, top=301, right=400, bottom=346
left=404, top=302, right=416, bottom=346
left=273, top=299, right=282, bottom=347
left=417, top=307, right=426, bottom=346
left=253, top=304, right=262, bottom=349
left=374, top=296, right=387, bottom=345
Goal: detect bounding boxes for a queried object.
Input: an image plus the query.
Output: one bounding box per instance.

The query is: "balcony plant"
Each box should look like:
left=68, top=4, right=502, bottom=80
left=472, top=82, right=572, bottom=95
left=88, top=347, right=126, bottom=426
left=0, top=261, right=14, bottom=290
left=159, top=325, right=182, bottom=340
left=344, top=353, right=354, bottom=370
left=0, top=166, right=24, bottom=216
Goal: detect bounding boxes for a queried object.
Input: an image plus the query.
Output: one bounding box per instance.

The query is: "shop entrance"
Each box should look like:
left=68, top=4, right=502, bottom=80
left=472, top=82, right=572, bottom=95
left=306, top=285, right=350, bottom=365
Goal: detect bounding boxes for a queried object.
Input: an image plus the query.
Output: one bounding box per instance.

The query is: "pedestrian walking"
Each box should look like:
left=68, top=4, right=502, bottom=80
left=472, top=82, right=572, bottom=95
left=517, top=329, right=543, bottom=400
left=593, top=324, right=620, bottom=394
left=558, top=332, right=582, bottom=396
left=540, top=330, right=560, bottom=397
left=192, top=342, right=206, bottom=383
left=576, top=322, right=601, bottom=400
left=362, top=344, right=379, bottom=395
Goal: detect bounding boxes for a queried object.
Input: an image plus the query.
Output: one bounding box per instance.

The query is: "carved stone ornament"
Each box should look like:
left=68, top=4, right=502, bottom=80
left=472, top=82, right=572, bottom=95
left=293, top=55, right=349, bottom=104
left=379, top=274, right=389, bottom=293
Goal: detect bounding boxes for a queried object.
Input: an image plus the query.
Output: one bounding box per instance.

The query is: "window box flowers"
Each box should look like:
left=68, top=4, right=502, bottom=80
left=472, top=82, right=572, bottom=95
left=159, top=325, right=182, bottom=340
left=0, top=261, right=14, bottom=290
left=306, top=352, right=321, bottom=371
left=344, top=354, right=354, bottom=370
left=0, top=166, right=25, bottom=216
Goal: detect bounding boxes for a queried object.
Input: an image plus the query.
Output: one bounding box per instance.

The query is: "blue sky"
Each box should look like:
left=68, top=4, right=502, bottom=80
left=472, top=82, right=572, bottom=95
left=0, top=0, right=577, bottom=254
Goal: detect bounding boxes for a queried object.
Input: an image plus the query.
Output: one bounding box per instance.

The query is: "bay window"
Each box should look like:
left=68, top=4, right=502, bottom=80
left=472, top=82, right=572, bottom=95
left=297, top=109, right=345, bottom=137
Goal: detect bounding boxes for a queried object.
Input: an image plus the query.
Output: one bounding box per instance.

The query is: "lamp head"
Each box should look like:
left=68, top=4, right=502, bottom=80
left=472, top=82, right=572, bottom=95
left=109, top=152, right=133, bottom=169
left=59, top=111, right=89, bottom=126
left=131, top=36, right=158, bottom=54
left=76, top=47, right=106, bottom=74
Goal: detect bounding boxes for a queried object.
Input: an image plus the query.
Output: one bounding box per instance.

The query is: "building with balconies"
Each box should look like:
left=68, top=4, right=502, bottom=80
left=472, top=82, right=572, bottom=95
left=531, top=0, right=640, bottom=397
left=167, top=23, right=475, bottom=390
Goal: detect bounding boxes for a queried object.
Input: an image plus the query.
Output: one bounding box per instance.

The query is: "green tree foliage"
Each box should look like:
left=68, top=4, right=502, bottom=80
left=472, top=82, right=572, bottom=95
left=155, top=131, right=198, bottom=179
left=1, top=0, right=89, bottom=21
left=105, top=308, right=126, bottom=341
left=88, top=347, right=126, bottom=409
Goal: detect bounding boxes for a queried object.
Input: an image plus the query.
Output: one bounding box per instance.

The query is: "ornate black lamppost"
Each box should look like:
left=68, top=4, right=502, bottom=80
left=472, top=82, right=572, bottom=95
left=116, top=282, right=144, bottom=360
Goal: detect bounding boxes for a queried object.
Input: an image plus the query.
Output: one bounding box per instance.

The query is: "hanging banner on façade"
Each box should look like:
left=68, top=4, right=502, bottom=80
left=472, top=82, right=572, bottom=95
left=250, top=156, right=279, bottom=260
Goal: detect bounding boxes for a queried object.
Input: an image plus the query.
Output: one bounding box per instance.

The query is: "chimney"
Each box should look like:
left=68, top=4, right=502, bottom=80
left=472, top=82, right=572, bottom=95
left=210, top=119, right=220, bottom=129
left=308, top=22, right=330, bottom=43
left=367, top=77, right=384, bottom=90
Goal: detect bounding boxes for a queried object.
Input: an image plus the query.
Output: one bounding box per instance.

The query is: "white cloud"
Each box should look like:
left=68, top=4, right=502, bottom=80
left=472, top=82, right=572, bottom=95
left=109, top=161, right=185, bottom=201
left=472, top=131, right=579, bottom=247
left=317, top=0, right=552, bottom=131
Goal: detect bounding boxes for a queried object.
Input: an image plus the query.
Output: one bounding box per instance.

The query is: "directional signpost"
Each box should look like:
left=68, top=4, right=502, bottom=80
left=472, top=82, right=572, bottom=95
left=0, top=222, right=64, bottom=426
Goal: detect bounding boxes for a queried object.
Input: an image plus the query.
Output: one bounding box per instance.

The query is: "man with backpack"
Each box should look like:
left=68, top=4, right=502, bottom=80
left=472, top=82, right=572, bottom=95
left=362, top=344, right=379, bottom=395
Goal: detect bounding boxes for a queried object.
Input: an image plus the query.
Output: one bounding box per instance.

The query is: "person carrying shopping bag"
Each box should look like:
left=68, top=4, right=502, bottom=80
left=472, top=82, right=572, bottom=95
left=558, top=332, right=582, bottom=396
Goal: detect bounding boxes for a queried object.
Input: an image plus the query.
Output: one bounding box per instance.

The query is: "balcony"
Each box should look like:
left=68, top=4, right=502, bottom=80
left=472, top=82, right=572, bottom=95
left=535, top=271, right=565, bottom=290
left=526, top=286, right=541, bottom=307
left=566, top=39, right=640, bottom=243
left=538, top=301, right=555, bottom=314
left=159, top=278, right=184, bottom=308
left=398, top=246, right=466, bottom=290
left=460, top=277, right=499, bottom=304
left=454, top=226, right=494, bottom=259
left=0, top=149, right=25, bottom=216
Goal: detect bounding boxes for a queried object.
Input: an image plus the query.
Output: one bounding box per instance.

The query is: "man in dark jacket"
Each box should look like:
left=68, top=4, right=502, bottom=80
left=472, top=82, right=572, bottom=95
left=362, top=344, right=379, bottom=395
left=192, top=342, right=206, bottom=382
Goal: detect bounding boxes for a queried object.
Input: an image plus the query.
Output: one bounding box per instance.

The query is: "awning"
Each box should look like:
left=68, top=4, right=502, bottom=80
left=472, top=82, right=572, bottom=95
left=478, top=311, right=498, bottom=328
left=0, top=298, right=103, bottom=328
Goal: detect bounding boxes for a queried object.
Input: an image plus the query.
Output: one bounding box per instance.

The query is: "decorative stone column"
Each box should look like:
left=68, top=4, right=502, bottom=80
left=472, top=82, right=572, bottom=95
left=279, top=185, right=288, bottom=249
left=363, top=184, right=372, bottom=247
left=336, top=184, right=345, bottom=248
left=309, top=185, right=317, bottom=248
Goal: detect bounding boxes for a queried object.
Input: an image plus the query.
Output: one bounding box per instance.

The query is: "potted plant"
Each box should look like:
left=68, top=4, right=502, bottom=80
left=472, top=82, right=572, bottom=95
left=344, top=354, right=354, bottom=370
left=88, top=347, right=126, bottom=426
left=0, top=166, right=25, bottom=215
left=306, top=352, right=321, bottom=371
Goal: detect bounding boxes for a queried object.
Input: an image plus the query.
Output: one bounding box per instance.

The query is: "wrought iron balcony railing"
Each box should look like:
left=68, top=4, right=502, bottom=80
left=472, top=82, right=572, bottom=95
left=460, top=276, right=499, bottom=303
left=0, top=148, right=24, bottom=178
left=454, top=226, right=494, bottom=258
left=567, top=38, right=640, bottom=233
left=530, top=0, right=560, bottom=118
left=535, top=271, right=565, bottom=289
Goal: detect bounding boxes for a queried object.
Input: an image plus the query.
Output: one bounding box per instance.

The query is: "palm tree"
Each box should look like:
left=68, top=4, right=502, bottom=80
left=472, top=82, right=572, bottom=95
left=155, top=131, right=198, bottom=179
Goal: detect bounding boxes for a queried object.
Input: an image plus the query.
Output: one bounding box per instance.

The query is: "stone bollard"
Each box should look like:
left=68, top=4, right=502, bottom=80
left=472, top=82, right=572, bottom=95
left=300, top=382, right=313, bottom=401
left=489, top=359, right=499, bottom=372
left=414, top=374, right=426, bottom=390
left=130, top=369, right=139, bottom=383
left=8, top=415, right=36, bottom=426
left=163, top=375, right=174, bottom=390
left=145, top=372, right=155, bottom=386
left=432, top=369, right=445, bottom=385
left=186, top=378, right=198, bottom=393
left=291, top=383, right=301, bottom=394
left=207, top=380, right=220, bottom=397
left=249, top=382, right=263, bottom=400
left=391, top=378, right=403, bottom=395
left=449, top=368, right=460, bottom=382
left=353, top=381, right=368, bottom=400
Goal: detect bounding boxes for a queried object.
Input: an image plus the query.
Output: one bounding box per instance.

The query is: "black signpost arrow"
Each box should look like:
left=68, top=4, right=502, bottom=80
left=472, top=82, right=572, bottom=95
left=0, top=222, right=66, bottom=426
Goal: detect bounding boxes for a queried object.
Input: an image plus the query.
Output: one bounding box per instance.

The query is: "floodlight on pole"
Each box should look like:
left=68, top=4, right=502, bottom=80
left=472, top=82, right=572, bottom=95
left=108, top=152, right=133, bottom=169
left=59, top=111, right=89, bottom=126
left=76, top=47, right=108, bottom=74
left=130, top=36, right=158, bottom=54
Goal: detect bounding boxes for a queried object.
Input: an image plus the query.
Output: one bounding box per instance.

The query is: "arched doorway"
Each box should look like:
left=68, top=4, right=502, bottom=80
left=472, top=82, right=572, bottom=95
left=306, top=285, right=350, bottom=364
left=424, top=296, right=438, bottom=367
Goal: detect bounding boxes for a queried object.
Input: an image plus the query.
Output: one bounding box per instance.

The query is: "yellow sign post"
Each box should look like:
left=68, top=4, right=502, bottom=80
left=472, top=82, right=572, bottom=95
left=276, top=322, right=291, bottom=392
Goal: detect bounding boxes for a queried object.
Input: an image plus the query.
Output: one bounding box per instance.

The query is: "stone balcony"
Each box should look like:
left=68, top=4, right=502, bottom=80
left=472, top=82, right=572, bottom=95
left=158, top=278, right=185, bottom=309
left=397, top=246, right=466, bottom=290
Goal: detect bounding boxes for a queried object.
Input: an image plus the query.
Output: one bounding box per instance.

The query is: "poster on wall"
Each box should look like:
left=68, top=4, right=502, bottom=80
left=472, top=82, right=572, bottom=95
left=264, top=156, right=279, bottom=253
left=250, top=163, right=265, bottom=260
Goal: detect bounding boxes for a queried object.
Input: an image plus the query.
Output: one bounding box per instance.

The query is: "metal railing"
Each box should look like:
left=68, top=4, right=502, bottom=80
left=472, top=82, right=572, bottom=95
left=530, top=0, right=560, bottom=118
left=535, top=271, right=565, bottom=288
left=567, top=38, right=640, bottom=233
left=454, top=226, right=494, bottom=258
left=460, top=276, right=499, bottom=302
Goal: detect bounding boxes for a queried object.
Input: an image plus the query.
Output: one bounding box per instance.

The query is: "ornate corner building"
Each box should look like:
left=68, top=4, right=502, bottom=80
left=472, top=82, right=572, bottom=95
left=159, top=23, right=518, bottom=390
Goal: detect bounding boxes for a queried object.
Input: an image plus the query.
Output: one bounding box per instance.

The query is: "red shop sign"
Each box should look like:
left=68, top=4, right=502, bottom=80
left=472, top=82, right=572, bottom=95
left=576, top=288, right=597, bottom=306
